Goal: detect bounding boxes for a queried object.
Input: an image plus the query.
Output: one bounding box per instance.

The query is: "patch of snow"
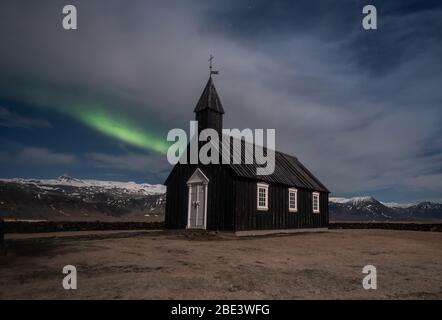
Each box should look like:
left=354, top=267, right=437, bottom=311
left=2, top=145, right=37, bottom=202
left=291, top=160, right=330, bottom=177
left=381, top=202, right=414, bottom=208
left=380, top=212, right=392, bottom=218
left=330, top=196, right=374, bottom=204
left=38, top=186, right=57, bottom=191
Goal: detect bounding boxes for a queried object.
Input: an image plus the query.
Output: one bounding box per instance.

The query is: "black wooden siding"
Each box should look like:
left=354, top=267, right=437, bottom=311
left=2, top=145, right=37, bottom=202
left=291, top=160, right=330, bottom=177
left=165, top=164, right=235, bottom=230
left=165, top=164, right=329, bottom=231
left=196, top=109, right=223, bottom=136
left=234, top=177, right=329, bottom=231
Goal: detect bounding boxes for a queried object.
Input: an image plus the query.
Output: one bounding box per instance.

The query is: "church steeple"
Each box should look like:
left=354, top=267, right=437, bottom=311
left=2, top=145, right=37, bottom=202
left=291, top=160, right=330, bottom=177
left=194, top=76, right=224, bottom=134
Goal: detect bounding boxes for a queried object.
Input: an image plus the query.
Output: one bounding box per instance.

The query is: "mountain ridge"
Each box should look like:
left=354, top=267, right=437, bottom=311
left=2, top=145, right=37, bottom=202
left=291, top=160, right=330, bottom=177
left=329, top=196, right=442, bottom=221
left=1, top=176, right=441, bottom=222
left=0, top=175, right=165, bottom=221
left=0, top=174, right=166, bottom=195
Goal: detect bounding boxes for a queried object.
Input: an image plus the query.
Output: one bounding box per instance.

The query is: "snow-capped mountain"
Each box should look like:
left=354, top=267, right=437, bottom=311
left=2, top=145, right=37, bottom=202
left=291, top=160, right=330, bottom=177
left=0, top=175, right=166, bottom=221
left=330, top=196, right=374, bottom=204
left=330, top=196, right=442, bottom=221
left=1, top=174, right=166, bottom=195
left=1, top=176, right=441, bottom=222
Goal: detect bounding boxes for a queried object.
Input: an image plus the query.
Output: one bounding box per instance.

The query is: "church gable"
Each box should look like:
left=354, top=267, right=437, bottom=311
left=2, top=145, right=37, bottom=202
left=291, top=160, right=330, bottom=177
left=187, top=168, right=210, bottom=185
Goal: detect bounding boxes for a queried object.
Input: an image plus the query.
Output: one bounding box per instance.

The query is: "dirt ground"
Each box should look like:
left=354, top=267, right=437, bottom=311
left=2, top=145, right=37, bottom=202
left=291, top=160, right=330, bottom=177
left=0, top=229, right=441, bottom=299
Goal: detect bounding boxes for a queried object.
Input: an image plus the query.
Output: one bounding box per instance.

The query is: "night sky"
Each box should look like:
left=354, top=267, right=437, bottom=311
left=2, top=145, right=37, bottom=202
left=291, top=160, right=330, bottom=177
left=0, top=0, right=441, bottom=202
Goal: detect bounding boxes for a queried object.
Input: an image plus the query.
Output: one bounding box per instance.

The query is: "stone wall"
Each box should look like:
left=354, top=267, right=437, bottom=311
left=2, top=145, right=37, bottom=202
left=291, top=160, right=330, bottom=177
left=329, top=222, right=442, bottom=232
left=2, top=220, right=441, bottom=234
left=4, top=221, right=164, bottom=234
left=0, top=219, right=5, bottom=255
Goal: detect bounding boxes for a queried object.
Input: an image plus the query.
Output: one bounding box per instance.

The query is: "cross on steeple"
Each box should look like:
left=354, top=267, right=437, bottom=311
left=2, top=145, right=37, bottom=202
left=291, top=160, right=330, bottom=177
left=208, top=54, right=219, bottom=76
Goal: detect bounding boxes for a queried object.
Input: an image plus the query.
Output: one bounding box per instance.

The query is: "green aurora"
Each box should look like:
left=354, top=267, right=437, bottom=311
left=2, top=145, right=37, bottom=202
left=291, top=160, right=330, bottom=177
left=1, top=83, right=170, bottom=154
left=73, top=110, right=169, bottom=154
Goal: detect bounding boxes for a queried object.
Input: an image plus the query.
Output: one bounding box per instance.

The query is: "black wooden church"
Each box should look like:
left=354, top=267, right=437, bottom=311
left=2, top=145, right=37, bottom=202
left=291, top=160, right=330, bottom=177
left=165, top=75, right=329, bottom=235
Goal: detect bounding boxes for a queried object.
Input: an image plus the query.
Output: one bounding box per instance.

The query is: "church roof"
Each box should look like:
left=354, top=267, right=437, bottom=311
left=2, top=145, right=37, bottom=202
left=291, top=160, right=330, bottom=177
left=165, top=136, right=329, bottom=193
left=193, top=77, right=225, bottom=114
left=221, top=137, right=329, bottom=192
left=229, top=151, right=329, bottom=192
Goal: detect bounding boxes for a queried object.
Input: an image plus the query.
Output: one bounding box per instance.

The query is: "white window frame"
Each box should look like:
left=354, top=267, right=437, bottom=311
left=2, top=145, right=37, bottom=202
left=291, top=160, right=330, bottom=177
left=288, top=188, right=298, bottom=212
left=312, top=192, right=320, bottom=213
left=257, top=183, right=269, bottom=211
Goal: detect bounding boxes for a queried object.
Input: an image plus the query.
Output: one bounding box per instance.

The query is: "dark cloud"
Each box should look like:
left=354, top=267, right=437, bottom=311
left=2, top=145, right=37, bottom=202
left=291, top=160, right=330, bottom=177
left=0, top=106, right=51, bottom=128
left=88, top=152, right=170, bottom=175
left=0, top=146, right=77, bottom=166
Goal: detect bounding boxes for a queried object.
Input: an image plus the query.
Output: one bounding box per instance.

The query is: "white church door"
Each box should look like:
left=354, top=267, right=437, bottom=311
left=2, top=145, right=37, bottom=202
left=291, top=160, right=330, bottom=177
left=187, top=168, right=209, bottom=229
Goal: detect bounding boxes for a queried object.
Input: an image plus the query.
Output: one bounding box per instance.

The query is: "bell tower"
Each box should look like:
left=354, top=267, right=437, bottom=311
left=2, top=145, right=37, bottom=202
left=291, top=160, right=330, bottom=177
left=194, top=76, right=225, bottom=135
left=194, top=55, right=224, bottom=135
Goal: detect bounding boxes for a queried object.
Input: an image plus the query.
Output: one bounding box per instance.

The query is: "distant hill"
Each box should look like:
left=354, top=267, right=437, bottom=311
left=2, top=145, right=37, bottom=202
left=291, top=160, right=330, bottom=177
left=0, top=175, right=165, bottom=221
left=330, top=196, right=442, bottom=221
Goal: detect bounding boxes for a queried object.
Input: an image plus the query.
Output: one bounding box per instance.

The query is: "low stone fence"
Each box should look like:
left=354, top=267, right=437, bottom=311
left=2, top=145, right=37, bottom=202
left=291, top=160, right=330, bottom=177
left=329, top=222, right=442, bottom=232
left=2, top=220, right=441, bottom=234
left=0, top=219, right=5, bottom=255
left=3, top=221, right=165, bottom=234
